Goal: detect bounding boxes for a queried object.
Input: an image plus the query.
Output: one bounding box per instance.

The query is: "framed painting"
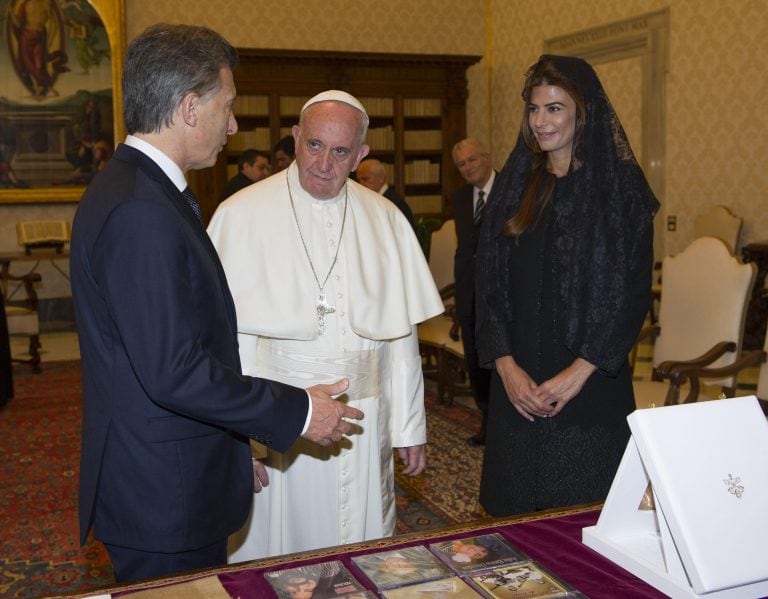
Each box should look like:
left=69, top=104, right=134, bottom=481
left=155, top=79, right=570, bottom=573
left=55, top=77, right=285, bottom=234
left=0, top=0, right=124, bottom=204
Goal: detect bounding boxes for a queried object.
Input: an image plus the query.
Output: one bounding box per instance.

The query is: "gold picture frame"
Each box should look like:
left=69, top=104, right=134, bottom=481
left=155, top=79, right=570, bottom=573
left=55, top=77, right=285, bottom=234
left=0, top=0, right=125, bottom=204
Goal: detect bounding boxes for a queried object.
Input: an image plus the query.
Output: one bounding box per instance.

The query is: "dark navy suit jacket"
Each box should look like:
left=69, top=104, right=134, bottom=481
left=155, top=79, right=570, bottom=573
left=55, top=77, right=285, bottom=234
left=383, top=186, right=415, bottom=230
left=452, top=176, right=496, bottom=323
left=70, top=144, right=308, bottom=552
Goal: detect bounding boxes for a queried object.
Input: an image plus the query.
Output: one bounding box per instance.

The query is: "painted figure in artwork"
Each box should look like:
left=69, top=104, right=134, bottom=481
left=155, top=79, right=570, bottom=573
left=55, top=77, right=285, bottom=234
left=7, top=0, right=69, bottom=98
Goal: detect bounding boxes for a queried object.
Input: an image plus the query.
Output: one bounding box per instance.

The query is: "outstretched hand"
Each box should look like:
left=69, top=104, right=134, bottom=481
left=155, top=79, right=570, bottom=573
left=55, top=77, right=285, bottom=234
left=302, top=378, right=364, bottom=446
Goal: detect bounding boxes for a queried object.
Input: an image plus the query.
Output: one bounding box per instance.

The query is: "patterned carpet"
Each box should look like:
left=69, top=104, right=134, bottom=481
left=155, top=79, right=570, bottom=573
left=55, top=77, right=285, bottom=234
left=0, top=362, right=484, bottom=598
left=0, top=362, right=113, bottom=599
left=395, top=390, right=487, bottom=534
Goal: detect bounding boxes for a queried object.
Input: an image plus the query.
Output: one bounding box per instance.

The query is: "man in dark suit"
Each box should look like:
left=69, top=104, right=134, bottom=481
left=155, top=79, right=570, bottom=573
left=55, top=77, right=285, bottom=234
left=220, top=148, right=271, bottom=201
left=451, top=138, right=496, bottom=446
left=69, top=24, right=362, bottom=583
left=356, top=158, right=416, bottom=230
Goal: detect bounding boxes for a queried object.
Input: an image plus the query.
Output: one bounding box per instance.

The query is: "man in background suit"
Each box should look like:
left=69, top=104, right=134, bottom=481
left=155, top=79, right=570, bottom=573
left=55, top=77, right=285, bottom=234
left=69, top=24, right=362, bottom=583
left=221, top=148, right=271, bottom=201
left=356, top=158, right=416, bottom=230
left=451, top=138, right=495, bottom=446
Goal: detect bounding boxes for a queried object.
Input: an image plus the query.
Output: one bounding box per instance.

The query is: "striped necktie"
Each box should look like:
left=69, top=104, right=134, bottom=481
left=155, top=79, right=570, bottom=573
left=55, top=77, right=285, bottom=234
left=182, top=187, right=202, bottom=222
left=473, top=190, right=486, bottom=226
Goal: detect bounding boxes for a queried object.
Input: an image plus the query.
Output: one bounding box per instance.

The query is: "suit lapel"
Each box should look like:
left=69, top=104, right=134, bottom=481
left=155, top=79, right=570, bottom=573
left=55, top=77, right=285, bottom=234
left=113, top=145, right=239, bottom=331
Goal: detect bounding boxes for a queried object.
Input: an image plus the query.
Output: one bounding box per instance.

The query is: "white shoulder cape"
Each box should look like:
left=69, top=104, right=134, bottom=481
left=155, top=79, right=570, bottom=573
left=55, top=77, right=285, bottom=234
left=208, top=164, right=443, bottom=341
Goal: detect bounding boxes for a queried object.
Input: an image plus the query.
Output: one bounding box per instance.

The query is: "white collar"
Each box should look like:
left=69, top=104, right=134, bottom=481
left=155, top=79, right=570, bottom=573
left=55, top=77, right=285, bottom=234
left=125, top=135, right=187, bottom=192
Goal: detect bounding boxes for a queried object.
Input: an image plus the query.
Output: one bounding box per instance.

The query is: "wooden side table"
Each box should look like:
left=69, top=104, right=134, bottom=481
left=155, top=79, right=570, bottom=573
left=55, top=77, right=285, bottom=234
left=741, top=241, right=768, bottom=350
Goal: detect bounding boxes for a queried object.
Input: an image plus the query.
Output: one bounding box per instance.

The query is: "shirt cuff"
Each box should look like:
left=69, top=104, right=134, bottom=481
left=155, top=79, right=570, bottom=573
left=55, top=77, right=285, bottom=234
left=300, top=390, right=313, bottom=435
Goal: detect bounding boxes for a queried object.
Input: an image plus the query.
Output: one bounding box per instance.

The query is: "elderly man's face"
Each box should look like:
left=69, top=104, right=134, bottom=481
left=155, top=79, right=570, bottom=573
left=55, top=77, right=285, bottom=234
left=453, top=143, right=492, bottom=188
left=292, top=102, right=369, bottom=199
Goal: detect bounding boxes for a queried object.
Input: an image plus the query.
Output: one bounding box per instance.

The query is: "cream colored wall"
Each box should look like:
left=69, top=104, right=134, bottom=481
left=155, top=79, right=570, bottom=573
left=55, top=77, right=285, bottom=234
left=6, top=0, right=767, bottom=300
left=488, top=0, right=768, bottom=256
left=125, top=1, right=486, bottom=51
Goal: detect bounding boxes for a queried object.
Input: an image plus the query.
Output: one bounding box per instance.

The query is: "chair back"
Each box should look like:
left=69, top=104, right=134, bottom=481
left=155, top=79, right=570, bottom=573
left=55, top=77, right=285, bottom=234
left=693, top=205, right=742, bottom=254
left=427, top=219, right=456, bottom=293
left=654, top=236, right=756, bottom=389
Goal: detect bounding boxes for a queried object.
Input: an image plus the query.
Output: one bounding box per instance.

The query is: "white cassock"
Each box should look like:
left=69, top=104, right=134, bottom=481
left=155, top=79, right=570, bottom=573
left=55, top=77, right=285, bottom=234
left=207, top=163, right=443, bottom=562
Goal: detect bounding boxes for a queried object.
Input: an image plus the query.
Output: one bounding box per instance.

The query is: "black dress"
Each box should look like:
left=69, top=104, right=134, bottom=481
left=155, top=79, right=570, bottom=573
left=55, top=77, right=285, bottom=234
left=479, top=179, right=637, bottom=517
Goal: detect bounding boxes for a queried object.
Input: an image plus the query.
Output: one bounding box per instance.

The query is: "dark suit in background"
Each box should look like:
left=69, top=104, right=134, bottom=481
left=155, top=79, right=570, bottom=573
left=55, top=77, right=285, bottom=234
left=383, top=185, right=416, bottom=230
left=452, top=175, right=495, bottom=443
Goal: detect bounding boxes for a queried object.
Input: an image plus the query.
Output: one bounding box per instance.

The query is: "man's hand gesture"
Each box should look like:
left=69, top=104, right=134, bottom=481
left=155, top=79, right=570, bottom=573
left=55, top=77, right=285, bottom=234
left=303, top=378, right=363, bottom=446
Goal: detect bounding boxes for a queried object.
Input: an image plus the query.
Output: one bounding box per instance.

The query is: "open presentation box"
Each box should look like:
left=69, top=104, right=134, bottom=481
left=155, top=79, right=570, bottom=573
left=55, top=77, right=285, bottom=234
left=583, top=396, right=768, bottom=598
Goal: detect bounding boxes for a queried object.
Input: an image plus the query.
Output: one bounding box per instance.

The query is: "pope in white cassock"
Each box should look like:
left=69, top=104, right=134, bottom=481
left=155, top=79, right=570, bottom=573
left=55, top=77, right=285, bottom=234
left=207, top=90, right=444, bottom=561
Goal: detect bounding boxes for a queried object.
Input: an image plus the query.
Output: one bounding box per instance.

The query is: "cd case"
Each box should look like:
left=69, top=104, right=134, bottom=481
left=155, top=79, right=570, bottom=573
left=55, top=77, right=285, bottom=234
left=351, top=545, right=452, bottom=590
left=429, top=533, right=528, bottom=574
left=264, top=560, right=371, bottom=598
left=382, top=576, right=480, bottom=598
left=468, top=561, right=581, bottom=598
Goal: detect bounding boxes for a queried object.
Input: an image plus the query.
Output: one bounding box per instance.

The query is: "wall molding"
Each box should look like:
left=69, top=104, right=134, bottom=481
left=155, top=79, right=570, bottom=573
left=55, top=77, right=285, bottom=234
left=545, top=9, right=669, bottom=257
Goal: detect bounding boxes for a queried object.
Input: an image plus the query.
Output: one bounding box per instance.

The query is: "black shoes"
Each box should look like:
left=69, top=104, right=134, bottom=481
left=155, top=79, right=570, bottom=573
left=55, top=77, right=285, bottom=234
left=466, top=431, right=485, bottom=447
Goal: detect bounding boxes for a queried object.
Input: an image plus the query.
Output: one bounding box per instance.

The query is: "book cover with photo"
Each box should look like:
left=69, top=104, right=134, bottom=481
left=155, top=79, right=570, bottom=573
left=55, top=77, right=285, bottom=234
left=429, top=533, right=528, bottom=574
left=382, top=576, right=482, bottom=598
left=264, top=560, right=371, bottom=598
left=468, top=561, right=578, bottom=599
left=351, top=546, right=452, bottom=591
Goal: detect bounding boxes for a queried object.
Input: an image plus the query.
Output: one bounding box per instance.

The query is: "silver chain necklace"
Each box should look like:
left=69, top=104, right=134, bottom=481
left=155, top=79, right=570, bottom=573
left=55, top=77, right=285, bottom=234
left=286, top=173, right=348, bottom=336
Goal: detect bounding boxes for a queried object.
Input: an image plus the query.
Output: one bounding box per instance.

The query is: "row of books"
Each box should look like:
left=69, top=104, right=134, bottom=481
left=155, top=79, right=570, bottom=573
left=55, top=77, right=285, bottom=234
left=404, top=159, right=441, bottom=184
left=227, top=129, right=272, bottom=152
left=230, top=96, right=440, bottom=119
left=263, top=532, right=585, bottom=598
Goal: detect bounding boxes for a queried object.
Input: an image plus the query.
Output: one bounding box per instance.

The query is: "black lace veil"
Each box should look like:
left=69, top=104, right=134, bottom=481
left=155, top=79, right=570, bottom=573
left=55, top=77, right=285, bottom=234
left=476, top=54, right=660, bottom=375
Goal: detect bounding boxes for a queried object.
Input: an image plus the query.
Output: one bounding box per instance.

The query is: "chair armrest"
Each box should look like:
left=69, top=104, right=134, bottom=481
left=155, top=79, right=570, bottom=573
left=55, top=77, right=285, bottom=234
left=442, top=303, right=461, bottom=342
left=636, top=324, right=660, bottom=345
left=677, top=349, right=766, bottom=404
left=438, top=283, right=455, bottom=302
left=656, top=341, right=737, bottom=376
left=651, top=341, right=737, bottom=406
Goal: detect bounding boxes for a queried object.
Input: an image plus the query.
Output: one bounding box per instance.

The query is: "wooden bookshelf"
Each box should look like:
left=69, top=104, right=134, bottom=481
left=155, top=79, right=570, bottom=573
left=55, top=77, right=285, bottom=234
left=189, top=49, right=481, bottom=224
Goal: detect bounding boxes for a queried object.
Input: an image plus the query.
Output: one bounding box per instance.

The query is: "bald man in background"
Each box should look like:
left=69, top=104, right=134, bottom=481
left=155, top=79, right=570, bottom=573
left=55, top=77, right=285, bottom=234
left=356, top=158, right=415, bottom=230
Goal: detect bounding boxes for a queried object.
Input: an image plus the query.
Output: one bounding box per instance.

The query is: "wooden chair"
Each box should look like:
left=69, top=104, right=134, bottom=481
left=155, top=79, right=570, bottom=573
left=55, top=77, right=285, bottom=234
left=634, top=237, right=756, bottom=409
left=663, top=325, right=768, bottom=407
left=650, top=205, right=743, bottom=324
left=418, top=219, right=464, bottom=402
left=1, top=271, right=42, bottom=373
left=693, top=204, right=742, bottom=254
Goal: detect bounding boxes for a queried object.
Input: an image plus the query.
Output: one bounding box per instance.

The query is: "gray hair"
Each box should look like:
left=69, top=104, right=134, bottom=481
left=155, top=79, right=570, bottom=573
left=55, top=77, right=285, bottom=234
left=452, top=137, right=489, bottom=160
left=122, top=24, right=238, bottom=134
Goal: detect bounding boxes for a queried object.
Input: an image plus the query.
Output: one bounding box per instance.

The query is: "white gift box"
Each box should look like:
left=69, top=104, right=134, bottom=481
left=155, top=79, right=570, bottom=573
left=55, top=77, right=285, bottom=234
left=582, top=396, right=768, bottom=598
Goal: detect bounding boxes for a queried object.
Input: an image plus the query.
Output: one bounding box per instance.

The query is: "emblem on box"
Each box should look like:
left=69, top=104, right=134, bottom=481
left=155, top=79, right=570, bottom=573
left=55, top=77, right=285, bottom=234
left=723, top=474, right=743, bottom=499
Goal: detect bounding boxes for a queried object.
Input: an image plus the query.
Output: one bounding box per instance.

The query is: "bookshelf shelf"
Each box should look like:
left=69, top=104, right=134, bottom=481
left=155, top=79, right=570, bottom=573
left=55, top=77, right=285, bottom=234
left=189, top=49, right=481, bottom=223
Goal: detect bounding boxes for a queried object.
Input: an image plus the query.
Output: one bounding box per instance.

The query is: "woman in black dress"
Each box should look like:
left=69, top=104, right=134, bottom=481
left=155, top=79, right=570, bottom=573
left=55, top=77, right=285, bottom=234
left=475, top=55, right=658, bottom=516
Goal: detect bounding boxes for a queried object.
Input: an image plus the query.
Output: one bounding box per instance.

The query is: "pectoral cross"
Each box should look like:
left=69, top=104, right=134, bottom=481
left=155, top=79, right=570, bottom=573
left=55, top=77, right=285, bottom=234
left=316, top=292, right=336, bottom=336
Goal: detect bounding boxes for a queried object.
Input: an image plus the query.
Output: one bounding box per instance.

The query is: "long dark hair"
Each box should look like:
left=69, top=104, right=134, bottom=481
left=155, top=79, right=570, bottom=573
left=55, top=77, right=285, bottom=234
left=503, top=56, right=586, bottom=238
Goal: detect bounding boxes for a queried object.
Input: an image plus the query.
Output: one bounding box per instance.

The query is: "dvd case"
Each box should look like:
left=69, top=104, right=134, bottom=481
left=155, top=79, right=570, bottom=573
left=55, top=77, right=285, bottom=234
left=382, top=576, right=481, bottom=598
left=468, top=561, right=578, bottom=599
left=264, top=560, right=371, bottom=598
left=351, top=546, right=452, bottom=591
left=429, top=533, right=527, bottom=574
